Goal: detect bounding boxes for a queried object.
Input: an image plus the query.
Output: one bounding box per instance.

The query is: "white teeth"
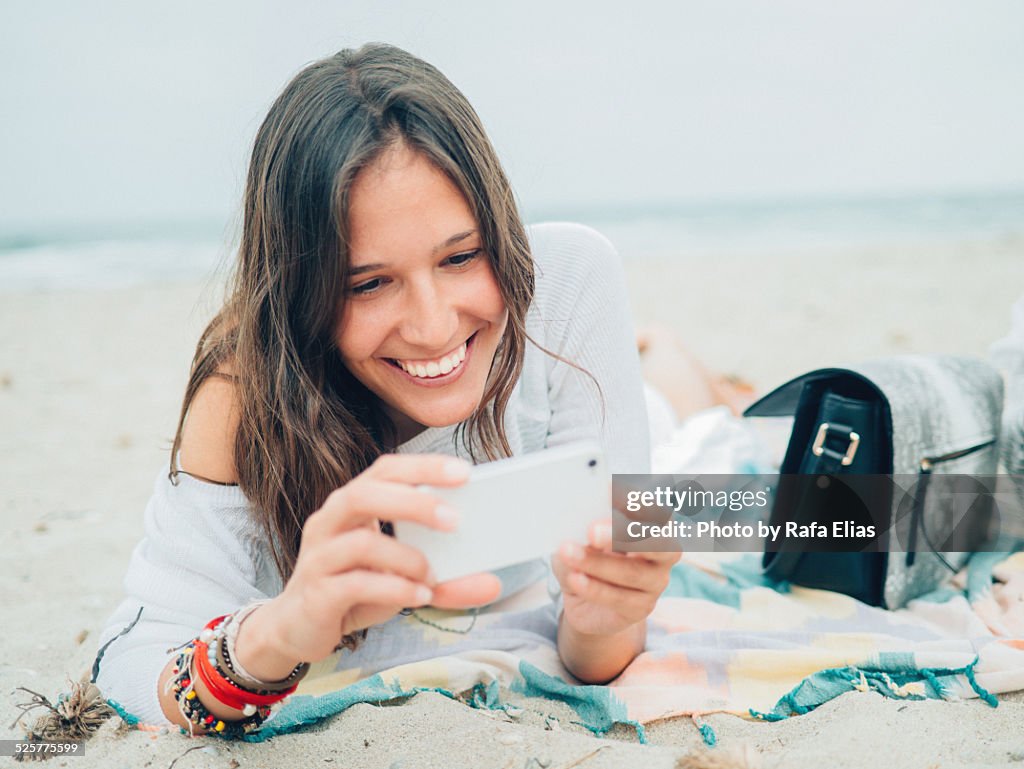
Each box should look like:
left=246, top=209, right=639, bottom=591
left=397, top=341, right=469, bottom=379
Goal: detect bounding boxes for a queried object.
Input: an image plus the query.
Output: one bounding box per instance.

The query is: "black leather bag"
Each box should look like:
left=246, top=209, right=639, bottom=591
left=744, top=356, right=1003, bottom=608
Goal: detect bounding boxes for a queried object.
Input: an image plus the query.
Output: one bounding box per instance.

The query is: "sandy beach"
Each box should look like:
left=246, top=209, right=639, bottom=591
left=3, top=235, right=1024, bottom=768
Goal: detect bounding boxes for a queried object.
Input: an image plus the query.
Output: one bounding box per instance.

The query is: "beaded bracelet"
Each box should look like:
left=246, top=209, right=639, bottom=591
left=215, top=634, right=305, bottom=694
left=168, top=643, right=272, bottom=738
left=165, top=608, right=308, bottom=739
left=195, top=636, right=288, bottom=711
left=195, top=615, right=305, bottom=713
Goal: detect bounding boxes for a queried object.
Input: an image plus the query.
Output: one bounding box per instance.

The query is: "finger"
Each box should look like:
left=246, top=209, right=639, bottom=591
left=612, top=475, right=678, bottom=524
left=308, top=480, right=460, bottom=538
left=587, top=519, right=681, bottom=556
left=365, top=453, right=471, bottom=487
left=549, top=553, right=580, bottom=597
left=430, top=572, right=502, bottom=609
left=550, top=552, right=567, bottom=580
left=588, top=518, right=651, bottom=556
left=305, top=528, right=436, bottom=586
left=567, top=571, right=653, bottom=621
left=559, top=542, right=667, bottom=593
left=587, top=519, right=614, bottom=550
left=327, top=569, right=434, bottom=612
left=604, top=511, right=685, bottom=559
left=617, top=549, right=683, bottom=566
left=643, top=551, right=683, bottom=566
left=344, top=603, right=407, bottom=634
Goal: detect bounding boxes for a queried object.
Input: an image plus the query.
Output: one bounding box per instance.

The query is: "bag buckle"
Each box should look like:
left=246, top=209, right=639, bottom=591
left=812, top=422, right=860, bottom=466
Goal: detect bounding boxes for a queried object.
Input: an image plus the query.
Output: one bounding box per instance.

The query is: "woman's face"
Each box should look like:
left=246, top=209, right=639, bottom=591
left=336, top=143, right=508, bottom=443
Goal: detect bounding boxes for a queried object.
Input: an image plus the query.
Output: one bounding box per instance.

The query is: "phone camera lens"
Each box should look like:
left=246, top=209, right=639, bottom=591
left=587, top=459, right=597, bottom=468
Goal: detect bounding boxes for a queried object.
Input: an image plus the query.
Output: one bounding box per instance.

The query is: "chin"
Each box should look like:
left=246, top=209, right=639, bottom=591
left=398, top=381, right=488, bottom=426
left=413, top=400, right=483, bottom=429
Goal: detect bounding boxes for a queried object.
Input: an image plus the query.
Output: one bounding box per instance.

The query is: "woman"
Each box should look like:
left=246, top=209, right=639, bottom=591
left=95, top=43, right=680, bottom=737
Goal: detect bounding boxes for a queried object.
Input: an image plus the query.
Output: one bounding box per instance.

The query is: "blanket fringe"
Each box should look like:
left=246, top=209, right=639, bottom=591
left=749, top=656, right=999, bottom=722
left=691, top=714, right=717, bottom=747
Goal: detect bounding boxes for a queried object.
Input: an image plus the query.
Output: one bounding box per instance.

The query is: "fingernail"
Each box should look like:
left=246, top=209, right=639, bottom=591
left=415, top=586, right=433, bottom=605
left=560, top=542, right=584, bottom=562
left=594, top=524, right=612, bottom=546
left=435, top=503, right=460, bottom=530
left=425, top=566, right=437, bottom=586
left=443, top=458, right=471, bottom=480
left=572, top=571, right=588, bottom=589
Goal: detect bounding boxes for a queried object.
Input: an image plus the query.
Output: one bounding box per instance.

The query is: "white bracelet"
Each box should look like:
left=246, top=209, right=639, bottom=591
left=223, top=598, right=273, bottom=684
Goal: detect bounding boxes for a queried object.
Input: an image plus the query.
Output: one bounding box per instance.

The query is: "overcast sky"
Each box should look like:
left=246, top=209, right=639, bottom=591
left=1, top=1, right=1022, bottom=231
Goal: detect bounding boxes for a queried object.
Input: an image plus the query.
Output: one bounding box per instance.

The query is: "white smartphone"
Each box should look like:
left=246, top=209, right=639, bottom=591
left=392, top=441, right=609, bottom=582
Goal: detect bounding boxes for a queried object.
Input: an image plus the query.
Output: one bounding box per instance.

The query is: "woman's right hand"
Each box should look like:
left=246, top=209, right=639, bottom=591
left=233, top=453, right=502, bottom=678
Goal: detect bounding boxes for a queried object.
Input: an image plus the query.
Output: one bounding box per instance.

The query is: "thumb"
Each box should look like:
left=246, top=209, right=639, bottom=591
left=430, top=572, right=502, bottom=609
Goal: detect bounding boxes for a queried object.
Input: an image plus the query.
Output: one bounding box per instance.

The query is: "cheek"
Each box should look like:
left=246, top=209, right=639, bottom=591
left=474, top=265, right=508, bottom=322
left=335, top=304, right=382, bottom=365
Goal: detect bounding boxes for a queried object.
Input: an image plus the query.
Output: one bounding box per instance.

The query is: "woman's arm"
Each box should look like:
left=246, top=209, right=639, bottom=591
left=557, top=614, right=646, bottom=684
left=531, top=222, right=651, bottom=476
left=95, top=376, right=272, bottom=728
left=155, top=601, right=305, bottom=731
left=109, top=378, right=507, bottom=731
left=551, top=519, right=677, bottom=683
left=157, top=656, right=247, bottom=732
left=529, top=224, right=672, bottom=681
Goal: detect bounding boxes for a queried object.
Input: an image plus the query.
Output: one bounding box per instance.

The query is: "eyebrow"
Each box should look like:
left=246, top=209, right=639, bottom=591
left=348, top=229, right=478, bottom=276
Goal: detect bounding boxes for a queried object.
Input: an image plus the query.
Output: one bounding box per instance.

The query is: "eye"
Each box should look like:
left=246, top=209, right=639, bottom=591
left=349, top=276, right=388, bottom=296
left=444, top=249, right=482, bottom=267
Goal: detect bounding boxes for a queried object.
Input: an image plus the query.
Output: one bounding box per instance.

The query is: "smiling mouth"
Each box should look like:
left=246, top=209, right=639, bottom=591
left=386, top=333, right=476, bottom=380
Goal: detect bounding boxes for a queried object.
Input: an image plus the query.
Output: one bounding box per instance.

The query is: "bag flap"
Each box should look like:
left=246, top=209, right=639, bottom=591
left=744, top=356, right=1002, bottom=474
left=743, top=367, right=882, bottom=418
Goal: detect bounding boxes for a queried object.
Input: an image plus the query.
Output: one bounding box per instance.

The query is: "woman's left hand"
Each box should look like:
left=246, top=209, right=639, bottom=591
left=551, top=519, right=680, bottom=637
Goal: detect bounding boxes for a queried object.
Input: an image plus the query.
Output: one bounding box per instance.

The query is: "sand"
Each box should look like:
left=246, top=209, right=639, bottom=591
left=2, top=237, right=1024, bottom=768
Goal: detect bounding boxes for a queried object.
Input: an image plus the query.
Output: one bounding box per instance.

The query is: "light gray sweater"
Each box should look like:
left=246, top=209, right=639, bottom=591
left=95, top=222, right=651, bottom=725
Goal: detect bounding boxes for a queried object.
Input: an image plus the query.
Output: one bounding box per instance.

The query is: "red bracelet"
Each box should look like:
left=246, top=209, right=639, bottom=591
left=195, top=639, right=293, bottom=708
left=169, top=644, right=272, bottom=738
left=193, top=617, right=297, bottom=712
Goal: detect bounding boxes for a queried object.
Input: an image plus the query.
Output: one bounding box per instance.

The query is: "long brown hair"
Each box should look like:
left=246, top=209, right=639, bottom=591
left=170, top=44, right=535, bottom=597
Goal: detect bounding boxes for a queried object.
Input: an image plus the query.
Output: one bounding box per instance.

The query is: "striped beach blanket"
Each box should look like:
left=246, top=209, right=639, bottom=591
left=123, top=547, right=1024, bottom=744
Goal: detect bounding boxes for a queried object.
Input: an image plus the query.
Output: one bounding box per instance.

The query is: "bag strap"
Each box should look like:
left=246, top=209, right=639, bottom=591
left=762, top=425, right=853, bottom=579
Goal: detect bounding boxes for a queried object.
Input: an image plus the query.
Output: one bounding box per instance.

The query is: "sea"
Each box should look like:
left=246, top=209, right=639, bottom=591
left=1, top=190, right=1022, bottom=293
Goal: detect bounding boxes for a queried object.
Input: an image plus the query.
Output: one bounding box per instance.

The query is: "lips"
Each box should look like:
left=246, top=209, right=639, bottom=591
left=386, top=333, right=475, bottom=381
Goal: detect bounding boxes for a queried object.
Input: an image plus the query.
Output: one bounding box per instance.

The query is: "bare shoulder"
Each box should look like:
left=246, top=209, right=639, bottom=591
left=178, top=363, right=240, bottom=485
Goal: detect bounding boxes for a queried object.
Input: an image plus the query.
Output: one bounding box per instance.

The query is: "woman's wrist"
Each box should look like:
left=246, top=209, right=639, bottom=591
left=556, top=612, right=646, bottom=685
left=164, top=607, right=303, bottom=737
left=188, top=658, right=249, bottom=722
left=159, top=653, right=244, bottom=729
left=232, top=603, right=306, bottom=682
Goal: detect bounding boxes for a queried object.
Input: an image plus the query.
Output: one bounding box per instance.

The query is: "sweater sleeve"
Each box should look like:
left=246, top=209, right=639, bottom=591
left=529, top=222, right=651, bottom=475
left=94, top=470, right=280, bottom=726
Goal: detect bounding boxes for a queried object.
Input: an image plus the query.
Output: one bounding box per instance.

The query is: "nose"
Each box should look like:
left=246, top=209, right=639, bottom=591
left=398, top=276, right=460, bottom=353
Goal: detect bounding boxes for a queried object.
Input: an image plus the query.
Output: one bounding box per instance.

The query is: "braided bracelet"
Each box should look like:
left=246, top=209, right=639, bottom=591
left=196, top=615, right=306, bottom=712
left=168, top=644, right=272, bottom=739
left=165, top=608, right=307, bottom=738
left=195, top=635, right=288, bottom=711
